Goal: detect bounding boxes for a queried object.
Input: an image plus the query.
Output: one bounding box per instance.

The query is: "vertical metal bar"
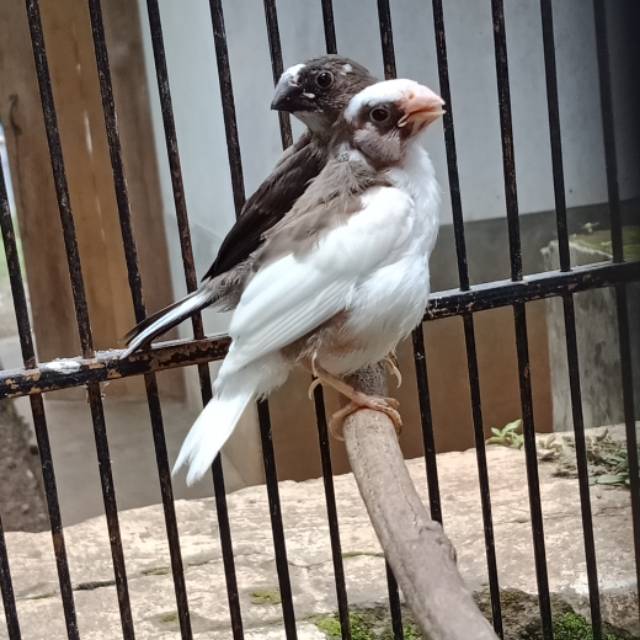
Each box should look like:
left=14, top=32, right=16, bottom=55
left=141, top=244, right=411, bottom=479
left=385, top=563, right=403, bottom=640
left=411, top=326, right=442, bottom=524
left=540, top=2, right=602, bottom=636
left=209, top=0, right=246, bottom=214
left=320, top=0, right=337, bottom=55
left=0, top=182, right=33, bottom=366
left=262, top=0, right=293, bottom=148
left=86, top=387, right=136, bottom=639
left=511, top=305, right=552, bottom=640
left=28, top=396, right=80, bottom=639
left=258, top=402, right=298, bottom=639
left=217, top=0, right=317, bottom=634
left=87, top=0, right=145, bottom=322
left=592, top=1, right=624, bottom=264
left=490, top=0, right=522, bottom=283
left=300, top=18, right=353, bottom=640
left=373, top=5, right=418, bottom=636
left=592, top=0, right=640, bottom=616
left=609, top=281, right=640, bottom=608
left=490, top=1, right=553, bottom=637
left=431, top=0, right=469, bottom=291
left=561, top=297, right=603, bottom=636
left=313, top=388, right=352, bottom=640
left=0, top=138, right=78, bottom=640
left=376, top=0, right=396, bottom=79
left=25, top=0, right=92, bottom=356
left=146, top=2, right=245, bottom=637
left=430, top=3, right=504, bottom=632
left=87, top=1, right=197, bottom=637
left=206, top=5, right=255, bottom=638
left=463, top=314, right=504, bottom=637
left=25, top=1, right=135, bottom=636
left=0, top=512, right=21, bottom=638
left=539, top=0, right=570, bottom=274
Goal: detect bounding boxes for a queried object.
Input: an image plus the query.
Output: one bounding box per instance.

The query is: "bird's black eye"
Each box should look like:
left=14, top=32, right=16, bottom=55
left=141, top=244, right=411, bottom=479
left=369, top=106, right=390, bottom=124
left=315, top=70, right=334, bottom=90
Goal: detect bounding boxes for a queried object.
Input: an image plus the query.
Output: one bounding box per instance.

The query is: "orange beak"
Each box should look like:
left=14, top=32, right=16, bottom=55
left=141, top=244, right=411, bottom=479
left=398, top=87, right=445, bottom=130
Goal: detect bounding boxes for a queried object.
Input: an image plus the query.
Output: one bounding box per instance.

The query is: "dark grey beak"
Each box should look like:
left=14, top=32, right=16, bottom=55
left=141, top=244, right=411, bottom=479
left=270, top=76, right=305, bottom=112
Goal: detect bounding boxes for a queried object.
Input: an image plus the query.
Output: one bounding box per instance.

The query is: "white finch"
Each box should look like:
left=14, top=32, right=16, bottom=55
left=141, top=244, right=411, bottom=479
left=175, top=79, right=444, bottom=485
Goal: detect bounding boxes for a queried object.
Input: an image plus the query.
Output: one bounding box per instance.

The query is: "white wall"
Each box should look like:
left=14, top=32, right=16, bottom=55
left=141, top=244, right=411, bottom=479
left=138, top=0, right=639, bottom=337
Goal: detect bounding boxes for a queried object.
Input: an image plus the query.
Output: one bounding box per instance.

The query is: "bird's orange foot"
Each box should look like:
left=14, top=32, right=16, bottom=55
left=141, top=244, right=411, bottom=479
left=384, top=351, right=402, bottom=388
left=328, top=395, right=402, bottom=440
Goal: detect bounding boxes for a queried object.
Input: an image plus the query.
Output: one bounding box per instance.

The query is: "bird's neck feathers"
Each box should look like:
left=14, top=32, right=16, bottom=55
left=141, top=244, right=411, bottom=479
left=332, top=117, right=427, bottom=172
left=295, top=111, right=335, bottom=140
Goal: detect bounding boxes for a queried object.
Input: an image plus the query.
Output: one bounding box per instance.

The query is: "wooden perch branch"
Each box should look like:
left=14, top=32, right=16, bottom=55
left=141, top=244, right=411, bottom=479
left=342, top=364, right=498, bottom=640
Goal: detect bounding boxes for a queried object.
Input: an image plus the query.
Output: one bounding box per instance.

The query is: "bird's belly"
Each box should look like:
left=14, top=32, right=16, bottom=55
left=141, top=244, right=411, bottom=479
left=320, top=254, right=429, bottom=375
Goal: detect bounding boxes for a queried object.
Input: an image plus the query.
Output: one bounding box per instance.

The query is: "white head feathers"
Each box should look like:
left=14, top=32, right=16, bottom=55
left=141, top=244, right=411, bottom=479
left=344, top=79, right=442, bottom=123
left=280, top=63, right=305, bottom=86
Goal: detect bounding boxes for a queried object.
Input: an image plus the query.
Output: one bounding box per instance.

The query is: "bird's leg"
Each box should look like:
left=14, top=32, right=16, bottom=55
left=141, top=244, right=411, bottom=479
left=305, top=354, right=402, bottom=437
left=384, top=350, right=402, bottom=388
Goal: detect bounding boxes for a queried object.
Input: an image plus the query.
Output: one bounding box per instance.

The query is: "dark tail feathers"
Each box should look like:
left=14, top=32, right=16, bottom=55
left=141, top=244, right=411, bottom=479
left=120, top=287, right=216, bottom=358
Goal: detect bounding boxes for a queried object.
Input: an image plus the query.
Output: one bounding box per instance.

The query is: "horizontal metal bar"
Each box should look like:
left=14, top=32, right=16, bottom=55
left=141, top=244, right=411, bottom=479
left=425, top=259, right=638, bottom=319
left=0, top=335, right=229, bottom=399
left=0, top=260, right=637, bottom=401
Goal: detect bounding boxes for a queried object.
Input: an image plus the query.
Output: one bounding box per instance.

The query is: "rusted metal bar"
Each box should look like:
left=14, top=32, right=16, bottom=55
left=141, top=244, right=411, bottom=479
left=0, top=260, right=637, bottom=401
left=89, top=0, right=196, bottom=635
left=0, top=484, right=20, bottom=639
left=320, top=0, right=337, bottom=55
left=491, top=1, right=552, bottom=636
left=26, top=1, right=134, bottom=636
left=593, top=0, right=640, bottom=620
left=312, top=16, right=352, bottom=640
left=258, top=4, right=300, bottom=637
left=262, top=0, right=293, bottom=148
left=2, top=10, right=78, bottom=634
left=425, top=259, right=639, bottom=317
left=539, top=0, right=602, bottom=636
left=430, top=1, right=503, bottom=631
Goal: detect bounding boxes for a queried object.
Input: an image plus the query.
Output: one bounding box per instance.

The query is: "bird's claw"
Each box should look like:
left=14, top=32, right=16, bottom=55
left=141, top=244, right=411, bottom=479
left=384, top=352, right=402, bottom=388
left=307, top=376, right=322, bottom=399
left=328, top=395, right=403, bottom=440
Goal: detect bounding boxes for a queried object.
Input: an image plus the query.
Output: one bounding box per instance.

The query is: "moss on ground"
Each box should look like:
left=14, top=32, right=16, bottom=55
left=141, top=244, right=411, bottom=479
left=313, top=604, right=637, bottom=640
left=313, top=609, right=422, bottom=640
left=551, top=612, right=627, bottom=640
left=250, top=588, right=282, bottom=605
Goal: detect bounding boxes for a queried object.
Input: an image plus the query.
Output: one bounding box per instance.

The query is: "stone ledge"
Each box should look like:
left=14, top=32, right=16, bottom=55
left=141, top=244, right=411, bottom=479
left=1, top=425, right=636, bottom=639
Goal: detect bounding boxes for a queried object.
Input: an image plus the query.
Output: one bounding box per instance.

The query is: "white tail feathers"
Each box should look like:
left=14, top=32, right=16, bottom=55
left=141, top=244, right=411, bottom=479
left=173, top=353, right=289, bottom=485
left=173, top=383, right=254, bottom=485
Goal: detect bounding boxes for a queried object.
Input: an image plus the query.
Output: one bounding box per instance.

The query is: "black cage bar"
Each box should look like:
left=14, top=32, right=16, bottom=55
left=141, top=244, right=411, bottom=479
left=1, top=1, right=638, bottom=640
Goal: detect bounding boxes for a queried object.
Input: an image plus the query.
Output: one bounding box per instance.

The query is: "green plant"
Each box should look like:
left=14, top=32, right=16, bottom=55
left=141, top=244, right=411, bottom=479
left=552, top=611, right=626, bottom=640
left=538, top=430, right=634, bottom=488
left=486, top=419, right=524, bottom=449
